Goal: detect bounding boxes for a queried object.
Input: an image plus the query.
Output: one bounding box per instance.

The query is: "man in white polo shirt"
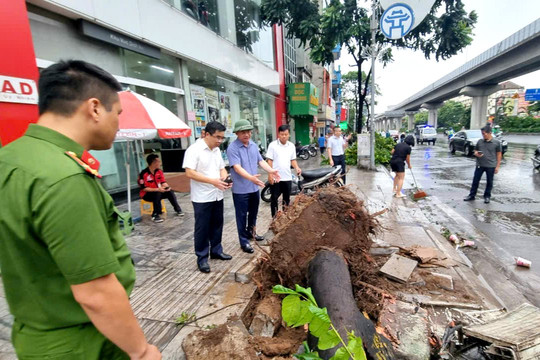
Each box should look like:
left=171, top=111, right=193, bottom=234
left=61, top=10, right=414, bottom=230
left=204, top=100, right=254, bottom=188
left=266, top=124, right=302, bottom=217
left=183, top=121, right=232, bottom=273
left=327, top=126, right=350, bottom=184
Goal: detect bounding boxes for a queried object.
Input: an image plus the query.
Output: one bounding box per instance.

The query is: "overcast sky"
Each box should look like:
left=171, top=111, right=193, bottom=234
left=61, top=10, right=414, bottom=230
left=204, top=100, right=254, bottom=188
left=336, top=1, right=540, bottom=113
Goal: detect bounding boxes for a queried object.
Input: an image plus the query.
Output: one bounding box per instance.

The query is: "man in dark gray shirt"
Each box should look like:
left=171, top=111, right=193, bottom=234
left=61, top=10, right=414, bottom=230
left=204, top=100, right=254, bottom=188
left=464, top=125, right=502, bottom=204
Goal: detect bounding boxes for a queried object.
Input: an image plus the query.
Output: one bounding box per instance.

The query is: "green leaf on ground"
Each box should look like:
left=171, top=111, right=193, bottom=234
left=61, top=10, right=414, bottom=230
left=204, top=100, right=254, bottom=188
left=295, top=284, right=318, bottom=305
left=309, top=313, right=331, bottom=338
left=282, top=295, right=313, bottom=327
left=318, top=328, right=340, bottom=350
left=273, top=284, right=299, bottom=295
left=329, top=347, right=349, bottom=360
left=308, top=305, right=331, bottom=323
left=295, top=351, right=323, bottom=360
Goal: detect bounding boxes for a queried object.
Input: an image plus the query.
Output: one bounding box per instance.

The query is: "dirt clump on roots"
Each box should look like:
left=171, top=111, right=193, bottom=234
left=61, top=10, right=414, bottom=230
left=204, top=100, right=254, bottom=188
left=259, top=186, right=378, bottom=289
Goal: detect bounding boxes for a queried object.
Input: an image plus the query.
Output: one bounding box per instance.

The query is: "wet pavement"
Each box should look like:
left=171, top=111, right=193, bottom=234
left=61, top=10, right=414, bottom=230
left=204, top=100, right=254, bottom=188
left=406, top=135, right=540, bottom=305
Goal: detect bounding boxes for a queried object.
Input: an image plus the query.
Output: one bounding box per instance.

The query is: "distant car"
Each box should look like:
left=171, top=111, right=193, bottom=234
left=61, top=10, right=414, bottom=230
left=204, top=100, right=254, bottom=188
left=449, top=130, right=507, bottom=156
left=414, top=125, right=437, bottom=145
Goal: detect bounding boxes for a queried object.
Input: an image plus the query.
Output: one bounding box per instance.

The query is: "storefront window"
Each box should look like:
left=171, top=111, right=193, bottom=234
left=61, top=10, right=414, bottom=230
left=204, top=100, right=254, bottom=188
left=121, top=49, right=179, bottom=87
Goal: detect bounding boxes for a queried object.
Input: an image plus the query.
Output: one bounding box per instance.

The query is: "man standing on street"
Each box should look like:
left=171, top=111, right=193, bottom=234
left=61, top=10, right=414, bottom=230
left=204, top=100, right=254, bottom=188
left=0, top=60, right=160, bottom=359
left=463, top=125, right=502, bottom=204
left=183, top=121, right=233, bottom=273
left=327, top=127, right=350, bottom=184
left=139, top=154, right=184, bottom=222
left=227, top=120, right=280, bottom=253
left=266, top=124, right=301, bottom=217
left=318, top=132, right=326, bottom=155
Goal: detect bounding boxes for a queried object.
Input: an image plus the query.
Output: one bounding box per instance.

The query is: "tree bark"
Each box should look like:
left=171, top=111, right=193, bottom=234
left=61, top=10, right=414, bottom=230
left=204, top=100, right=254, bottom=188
left=307, top=250, right=395, bottom=359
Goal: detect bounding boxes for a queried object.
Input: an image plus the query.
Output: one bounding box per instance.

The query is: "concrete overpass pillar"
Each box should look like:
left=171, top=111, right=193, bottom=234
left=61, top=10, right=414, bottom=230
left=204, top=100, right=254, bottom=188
left=459, top=85, right=501, bottom=129
left=422, top=102, right=443, bottom=128
left=405, top=112, right=417, bottom=131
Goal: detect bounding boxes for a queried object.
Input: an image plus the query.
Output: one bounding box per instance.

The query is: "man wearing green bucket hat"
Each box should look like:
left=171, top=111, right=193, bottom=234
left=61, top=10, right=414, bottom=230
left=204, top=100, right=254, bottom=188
left=227, top=120, right=280, bottom=253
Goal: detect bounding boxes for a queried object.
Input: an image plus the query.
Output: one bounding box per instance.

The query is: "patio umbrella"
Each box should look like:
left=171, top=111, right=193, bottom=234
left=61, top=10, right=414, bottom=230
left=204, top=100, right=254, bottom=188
left=116, top=90, right=192, bottom=214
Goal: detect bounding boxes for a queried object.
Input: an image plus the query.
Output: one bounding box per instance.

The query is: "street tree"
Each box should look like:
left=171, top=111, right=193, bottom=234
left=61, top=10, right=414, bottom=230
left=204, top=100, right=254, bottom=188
left=415, top=111, right=428, bottom=125
left=261, top=0, right=478, bottom=133
left=438, top=100, right=467, bottom=129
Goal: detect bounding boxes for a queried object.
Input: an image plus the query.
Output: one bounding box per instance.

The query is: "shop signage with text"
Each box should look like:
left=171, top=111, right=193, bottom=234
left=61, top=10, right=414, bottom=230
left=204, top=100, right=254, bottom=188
left=287, top=82, right=319, bottom=116
left=0, top=75, right=38, bottom=105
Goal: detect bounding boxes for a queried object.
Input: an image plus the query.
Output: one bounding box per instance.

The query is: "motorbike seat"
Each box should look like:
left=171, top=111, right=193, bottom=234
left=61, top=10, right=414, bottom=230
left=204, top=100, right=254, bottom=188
left=302, top=167, right=335, bottom=181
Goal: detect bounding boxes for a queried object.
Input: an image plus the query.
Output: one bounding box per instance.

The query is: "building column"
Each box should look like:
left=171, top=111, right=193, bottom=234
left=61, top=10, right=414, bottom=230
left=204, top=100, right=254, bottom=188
left=406, top=112, right=416, bottom=131
left=422, top=102, right=443, bottom=128
left=459, top=85, right=501, bottom=129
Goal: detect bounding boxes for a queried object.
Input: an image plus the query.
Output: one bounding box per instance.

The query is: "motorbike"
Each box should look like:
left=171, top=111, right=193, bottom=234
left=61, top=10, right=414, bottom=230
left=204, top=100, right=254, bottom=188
left=295, top=142, right=310, bottom=160
left=308, top=143, right=318, bottom=157
left=532, top=145, right=540, bottom=171
left=261, top=165, right=343, bottom=202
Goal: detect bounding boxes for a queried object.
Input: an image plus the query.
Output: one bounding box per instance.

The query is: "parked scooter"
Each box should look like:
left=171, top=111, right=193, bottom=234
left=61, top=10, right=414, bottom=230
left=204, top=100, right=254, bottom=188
left=532, top=145, right=540, bottom=171
left=261, top=165, right=343, bottom=202
left=295, top=142, right=310, bottom=160
left=308, top=143, right=318, bottom=157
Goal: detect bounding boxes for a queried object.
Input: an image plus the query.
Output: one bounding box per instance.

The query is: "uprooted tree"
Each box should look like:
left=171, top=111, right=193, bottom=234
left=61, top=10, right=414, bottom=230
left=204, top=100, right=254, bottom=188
left=261, top=0, right=478, bottom=133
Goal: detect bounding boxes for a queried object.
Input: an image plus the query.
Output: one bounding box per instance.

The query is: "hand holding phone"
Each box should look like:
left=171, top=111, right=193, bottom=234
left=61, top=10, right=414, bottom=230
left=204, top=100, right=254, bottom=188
left=224, top=175, right=233, bottom=184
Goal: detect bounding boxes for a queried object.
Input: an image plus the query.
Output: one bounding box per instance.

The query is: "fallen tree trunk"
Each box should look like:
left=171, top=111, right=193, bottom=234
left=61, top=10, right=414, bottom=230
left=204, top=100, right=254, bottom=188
left=308, top=250, right=395, bottom=359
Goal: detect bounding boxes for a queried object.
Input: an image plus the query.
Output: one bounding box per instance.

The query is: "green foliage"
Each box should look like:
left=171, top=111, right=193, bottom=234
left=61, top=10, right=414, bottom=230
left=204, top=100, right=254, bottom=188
left=437, top=100, right=468, bottom=130
left=375, top=133, right=395, bottom=165
left=345, top=142, right=358, bottom=165
left=175, top=312, right=196, bottom=325
left=320, top=154, right=330, bottom=166
left=414, top=112, right=428, bottom=125
left=273, top=284, right=367, bottom=360
left=497, top=115, right=540, bottom=133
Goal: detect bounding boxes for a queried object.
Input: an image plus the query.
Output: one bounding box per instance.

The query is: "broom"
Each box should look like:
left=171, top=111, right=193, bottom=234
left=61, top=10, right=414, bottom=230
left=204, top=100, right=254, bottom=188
left=409, top=167, right=427, bottom=199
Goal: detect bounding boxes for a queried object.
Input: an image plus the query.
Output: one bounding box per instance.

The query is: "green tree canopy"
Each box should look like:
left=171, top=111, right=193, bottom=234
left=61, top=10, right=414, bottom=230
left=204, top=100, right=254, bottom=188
left=261, top=0, right=478, bottom=133
left=438, top=100, right=467, bottom=129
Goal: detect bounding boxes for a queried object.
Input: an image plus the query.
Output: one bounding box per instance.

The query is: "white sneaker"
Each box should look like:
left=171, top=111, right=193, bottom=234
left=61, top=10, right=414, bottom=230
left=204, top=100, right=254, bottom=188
left=152, top=215, right=164, bottom=223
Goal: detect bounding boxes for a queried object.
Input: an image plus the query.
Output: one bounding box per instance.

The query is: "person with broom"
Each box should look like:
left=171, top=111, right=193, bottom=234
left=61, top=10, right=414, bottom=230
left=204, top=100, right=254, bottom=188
left=390, top=135, right=415, bottom=197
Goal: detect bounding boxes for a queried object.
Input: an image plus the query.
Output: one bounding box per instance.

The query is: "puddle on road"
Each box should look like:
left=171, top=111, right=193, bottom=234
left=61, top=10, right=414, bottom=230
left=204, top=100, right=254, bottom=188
left=474, top=209, right=540, bottom=237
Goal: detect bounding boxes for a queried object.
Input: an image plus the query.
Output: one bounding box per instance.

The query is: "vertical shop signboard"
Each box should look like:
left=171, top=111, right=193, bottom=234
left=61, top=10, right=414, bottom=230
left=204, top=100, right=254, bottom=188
left=219, top=92, right=232, bottom=137
left=190, top=85, right=206, bottom=138
left=0, top=0, right=40, bottom=146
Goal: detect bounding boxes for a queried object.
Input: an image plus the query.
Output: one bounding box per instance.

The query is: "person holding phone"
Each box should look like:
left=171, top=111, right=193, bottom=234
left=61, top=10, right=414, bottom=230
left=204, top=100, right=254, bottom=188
left=139, top=154, right=184, bottom=222
left=463, top=125, right=502, bottom=204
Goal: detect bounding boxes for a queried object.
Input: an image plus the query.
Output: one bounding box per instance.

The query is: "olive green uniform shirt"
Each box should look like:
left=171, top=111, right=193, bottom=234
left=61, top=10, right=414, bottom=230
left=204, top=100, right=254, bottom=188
left=0, top=124, right=136, bottom=331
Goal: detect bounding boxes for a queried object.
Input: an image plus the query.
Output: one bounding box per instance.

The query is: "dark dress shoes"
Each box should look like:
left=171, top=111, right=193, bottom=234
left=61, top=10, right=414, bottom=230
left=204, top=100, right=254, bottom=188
left=241, top=244, right=254, bottom=253
left=484, top=197, right=490, bottom=204
left=210, top=252, right=232, bottom=260
left=198, top=261, right=210, bottom=273
left=463, top=195, right=475, bottom=201
left=253, top=235, right=265, bottom=241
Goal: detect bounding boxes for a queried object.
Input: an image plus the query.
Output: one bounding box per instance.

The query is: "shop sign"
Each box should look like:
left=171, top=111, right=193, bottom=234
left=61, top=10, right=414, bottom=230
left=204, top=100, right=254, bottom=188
left=287, top=82, right=318, bottom=116
left=0, top=75, right=38, bottom=104
left=78, top=20, right=161, bottom=59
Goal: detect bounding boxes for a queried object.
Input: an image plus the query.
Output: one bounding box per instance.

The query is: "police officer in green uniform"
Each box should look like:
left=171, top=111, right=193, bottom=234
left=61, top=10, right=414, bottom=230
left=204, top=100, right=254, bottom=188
left=0, top=61, right=161, bottom=359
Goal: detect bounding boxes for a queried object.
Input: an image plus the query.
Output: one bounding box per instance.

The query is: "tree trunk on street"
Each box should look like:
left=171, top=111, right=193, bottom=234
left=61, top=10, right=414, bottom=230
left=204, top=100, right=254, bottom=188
left=307, top=250, right=395, bottom=359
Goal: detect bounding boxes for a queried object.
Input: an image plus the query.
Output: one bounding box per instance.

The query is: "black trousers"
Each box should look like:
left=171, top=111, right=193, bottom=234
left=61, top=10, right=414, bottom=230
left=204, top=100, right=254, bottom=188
left=469, top=166, right=496, bottom=198
left=143, top=191, right=182, bottom=216
left=232, top=191, right=260, bottom=247
left=332, top=154, right=347, bottom=184
left=270, top=181, right=292, bottom=217
left=192, top=200, right=224, bottom=265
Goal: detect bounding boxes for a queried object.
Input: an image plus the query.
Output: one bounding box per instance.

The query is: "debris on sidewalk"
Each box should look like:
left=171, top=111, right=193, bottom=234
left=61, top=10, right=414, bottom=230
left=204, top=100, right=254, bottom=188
left=441, top=303, right=540, bottom=359
left=515, top=256, right=532, bottom=268
left=379, top=254, right=418, bottom=283
left=403, top=245, right=456, bottom=268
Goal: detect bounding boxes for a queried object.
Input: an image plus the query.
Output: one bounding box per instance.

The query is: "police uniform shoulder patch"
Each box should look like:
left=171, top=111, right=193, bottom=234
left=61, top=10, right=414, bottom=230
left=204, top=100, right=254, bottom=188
left=65, top=151, right=102, bottom=178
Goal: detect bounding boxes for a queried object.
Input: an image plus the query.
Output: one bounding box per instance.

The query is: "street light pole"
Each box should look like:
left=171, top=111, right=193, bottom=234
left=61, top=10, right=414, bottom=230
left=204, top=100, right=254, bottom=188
left=369, top=0, right=378, bottom=170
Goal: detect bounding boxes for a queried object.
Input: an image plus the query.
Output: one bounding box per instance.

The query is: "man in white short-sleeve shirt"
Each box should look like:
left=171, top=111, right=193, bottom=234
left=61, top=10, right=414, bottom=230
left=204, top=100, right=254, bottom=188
left=327, top=127, right=350, bottom=184
left=182, top=121, right=232, bottom=273
left=265, top=124, right=302, bottom=217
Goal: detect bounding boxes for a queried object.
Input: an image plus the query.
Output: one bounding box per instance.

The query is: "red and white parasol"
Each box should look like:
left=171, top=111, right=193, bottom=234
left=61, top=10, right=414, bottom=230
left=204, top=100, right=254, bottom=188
left=117, top=90, right=191, bottom=140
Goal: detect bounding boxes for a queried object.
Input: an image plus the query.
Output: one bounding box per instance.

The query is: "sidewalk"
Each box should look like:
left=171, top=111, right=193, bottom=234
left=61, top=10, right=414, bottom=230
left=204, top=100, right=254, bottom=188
left=0, top=158, right=530, bottom=359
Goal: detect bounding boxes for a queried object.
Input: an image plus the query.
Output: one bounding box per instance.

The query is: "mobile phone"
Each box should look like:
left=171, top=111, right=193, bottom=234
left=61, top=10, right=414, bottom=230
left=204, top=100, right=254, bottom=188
left=224, top=175, right=233, bottom=184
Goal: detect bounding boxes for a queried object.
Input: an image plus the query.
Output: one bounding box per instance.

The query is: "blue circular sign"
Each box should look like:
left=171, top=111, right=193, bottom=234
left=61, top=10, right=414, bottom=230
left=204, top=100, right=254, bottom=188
left=380, top=3, right=415, bottom=40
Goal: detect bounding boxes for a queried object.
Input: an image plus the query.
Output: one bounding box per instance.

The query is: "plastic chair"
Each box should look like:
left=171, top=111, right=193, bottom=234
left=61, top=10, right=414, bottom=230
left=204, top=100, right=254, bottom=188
left=140, top=199, right=167, bottom=216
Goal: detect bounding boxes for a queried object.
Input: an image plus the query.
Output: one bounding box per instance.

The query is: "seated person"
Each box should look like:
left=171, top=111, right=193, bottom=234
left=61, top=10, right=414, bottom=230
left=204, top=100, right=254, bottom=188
left=138, top=154, right=184, bottom=222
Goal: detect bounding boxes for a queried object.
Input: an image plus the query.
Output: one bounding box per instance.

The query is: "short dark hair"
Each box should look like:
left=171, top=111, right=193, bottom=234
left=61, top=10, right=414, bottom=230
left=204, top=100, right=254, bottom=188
left=278, top=124, right=290, bottom=133
left=481, top=125, right=492, bottom=133
left=205, top=121, right=226, bottom=136
left=38, top=60, right=122, bottom=116
left=146, top=154, right=159, bottom=166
